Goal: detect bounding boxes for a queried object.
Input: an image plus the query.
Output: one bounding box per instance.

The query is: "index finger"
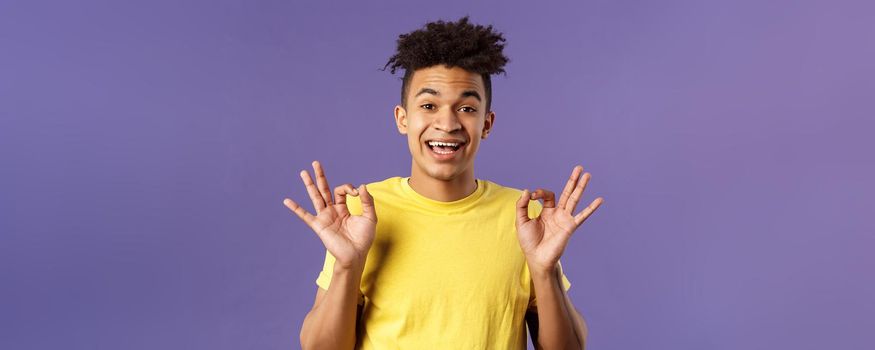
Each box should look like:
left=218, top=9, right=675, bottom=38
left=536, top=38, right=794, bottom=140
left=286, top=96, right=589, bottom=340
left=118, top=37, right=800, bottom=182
left=312, top=161, right=333, bottom=206
left=300, top=170, right=326, bottom=212
left=557, top=165, right=583, bottom=211
left=283, top=197, right=316, bottom=226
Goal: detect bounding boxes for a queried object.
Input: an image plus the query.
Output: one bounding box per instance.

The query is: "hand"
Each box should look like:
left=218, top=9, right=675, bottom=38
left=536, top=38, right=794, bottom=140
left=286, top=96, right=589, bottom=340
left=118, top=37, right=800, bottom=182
left=516, top=165, right=604, bottom=272
left=283, top=161, right=377, bottom=270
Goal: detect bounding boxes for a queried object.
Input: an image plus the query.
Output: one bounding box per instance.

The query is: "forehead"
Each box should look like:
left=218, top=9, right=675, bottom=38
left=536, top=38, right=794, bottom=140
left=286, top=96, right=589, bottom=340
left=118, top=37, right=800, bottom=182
left=408, top=65, right=484, bottom=97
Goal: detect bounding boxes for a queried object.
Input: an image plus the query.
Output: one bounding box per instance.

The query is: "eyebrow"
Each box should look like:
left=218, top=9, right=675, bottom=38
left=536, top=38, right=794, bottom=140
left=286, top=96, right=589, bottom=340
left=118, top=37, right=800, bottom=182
left=415, top=88, right=439, bottom=98
left=461, top=90, right=482, bottom=101
left=414, top=88, right=482, bottom=102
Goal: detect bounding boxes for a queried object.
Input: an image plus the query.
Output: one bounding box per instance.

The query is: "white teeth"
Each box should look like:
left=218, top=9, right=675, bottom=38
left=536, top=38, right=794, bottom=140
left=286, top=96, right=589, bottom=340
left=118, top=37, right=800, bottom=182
left=427, top=141, right=461, bottom=147
left=433, top=148, right=454, bottom=154
left=426, top=140, right=464, bottom=156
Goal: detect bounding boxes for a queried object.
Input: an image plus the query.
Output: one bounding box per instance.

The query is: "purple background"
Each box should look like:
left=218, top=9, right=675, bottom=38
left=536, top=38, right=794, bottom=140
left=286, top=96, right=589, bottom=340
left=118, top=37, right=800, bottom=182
left=2, top=0, right=873, bottom=349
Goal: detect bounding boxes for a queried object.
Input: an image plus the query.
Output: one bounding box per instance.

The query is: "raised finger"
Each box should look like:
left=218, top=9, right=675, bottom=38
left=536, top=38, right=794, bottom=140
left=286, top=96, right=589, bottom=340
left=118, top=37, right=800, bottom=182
left=358, top=184, right=377, bottom=221
left=516, top=189, right=532, bottom=224
left=300, top=170, right=326, bottom=212
left=312, top=161, right=333, bottom=207
left=573, top=197, right=604, bottom=226
left=282, top=197, right=316, bottom=225
left=557, top=165, right=583, bottom=211
left=531, top=188, right=556, bottom=208
left=566, top=172, right=592, bottom=215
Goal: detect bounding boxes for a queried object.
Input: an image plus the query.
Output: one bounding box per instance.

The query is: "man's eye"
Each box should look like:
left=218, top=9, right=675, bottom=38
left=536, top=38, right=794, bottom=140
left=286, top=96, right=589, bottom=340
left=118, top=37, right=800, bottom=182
left=420, top=104, right=435, bottom=110
left=460, top=106, right=477, bottom=113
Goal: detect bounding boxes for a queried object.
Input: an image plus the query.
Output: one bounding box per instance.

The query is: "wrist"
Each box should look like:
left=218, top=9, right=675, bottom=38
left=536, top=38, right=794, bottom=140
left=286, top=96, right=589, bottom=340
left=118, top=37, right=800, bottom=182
left=333, top=259, right=366, bottom=278
left=334, top=250, right=369, bottom=270
left=528, top=260, right=560, bottom=280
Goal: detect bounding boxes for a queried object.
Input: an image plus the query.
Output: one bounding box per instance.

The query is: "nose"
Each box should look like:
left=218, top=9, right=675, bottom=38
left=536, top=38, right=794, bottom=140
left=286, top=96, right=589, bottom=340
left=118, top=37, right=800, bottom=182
left=432, top=108, right=462, bottom=133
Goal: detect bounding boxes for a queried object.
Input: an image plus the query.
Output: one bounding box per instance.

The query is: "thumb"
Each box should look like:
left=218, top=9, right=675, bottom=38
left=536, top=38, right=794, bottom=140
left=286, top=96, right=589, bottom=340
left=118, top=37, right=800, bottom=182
left=358, top=184, right=377, bottom=221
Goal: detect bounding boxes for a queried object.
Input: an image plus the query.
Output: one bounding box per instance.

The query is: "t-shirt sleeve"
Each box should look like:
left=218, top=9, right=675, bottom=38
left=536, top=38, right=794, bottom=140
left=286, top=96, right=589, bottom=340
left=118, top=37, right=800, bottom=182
left=314, top=249, right=366, bottom=306
left=315, top=249, right=336, bottom=290
left=558, top=260, right=572, bottom=291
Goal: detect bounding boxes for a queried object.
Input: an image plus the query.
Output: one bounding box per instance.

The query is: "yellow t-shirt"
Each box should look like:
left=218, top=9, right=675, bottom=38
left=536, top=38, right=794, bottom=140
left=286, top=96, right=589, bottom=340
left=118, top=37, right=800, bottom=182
left=315, top=176, right=571, bottom=349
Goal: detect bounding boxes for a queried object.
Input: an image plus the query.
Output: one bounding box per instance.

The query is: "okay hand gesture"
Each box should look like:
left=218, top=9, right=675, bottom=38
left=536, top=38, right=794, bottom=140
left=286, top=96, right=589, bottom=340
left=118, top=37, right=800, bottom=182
left=283, top=161, right=377, bottom=270
left=516, top=165, right=604, bottom=272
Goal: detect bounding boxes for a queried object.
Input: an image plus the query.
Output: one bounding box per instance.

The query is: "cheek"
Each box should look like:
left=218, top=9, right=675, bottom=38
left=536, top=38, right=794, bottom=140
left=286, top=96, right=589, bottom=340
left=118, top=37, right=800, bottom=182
left=407, top=133, right=423, bottom=152
left=467, top=121, right=486, bottom=139
left=405, top=116, right=425, bottom=134
left=407, top=135, right=418, bottom=148
left=466, top=141, right=479, bottom=153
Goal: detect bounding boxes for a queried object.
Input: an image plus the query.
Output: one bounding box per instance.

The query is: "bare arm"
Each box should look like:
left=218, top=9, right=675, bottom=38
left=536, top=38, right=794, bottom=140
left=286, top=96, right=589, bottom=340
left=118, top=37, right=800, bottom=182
left=283, top=161, right=377, bottom=350
left=565, top=294, right=589, bottom=348
left=526, top=288, right=589, bottom=350
left=517, top=165, right=603, bottom=350
left=527, top=265, right=582, bottom=349
left=299, top=267, right=363, bottom=349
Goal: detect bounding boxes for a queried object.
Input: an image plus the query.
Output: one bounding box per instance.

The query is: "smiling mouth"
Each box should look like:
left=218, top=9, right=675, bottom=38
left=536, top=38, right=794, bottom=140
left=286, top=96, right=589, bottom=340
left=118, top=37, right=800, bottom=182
left=425, top=140, right=466, bottom=155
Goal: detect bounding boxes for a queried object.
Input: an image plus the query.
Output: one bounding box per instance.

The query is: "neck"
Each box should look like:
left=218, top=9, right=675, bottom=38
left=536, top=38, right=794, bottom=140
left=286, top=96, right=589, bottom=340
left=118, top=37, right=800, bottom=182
left=408, top=165, right=477, bottom=202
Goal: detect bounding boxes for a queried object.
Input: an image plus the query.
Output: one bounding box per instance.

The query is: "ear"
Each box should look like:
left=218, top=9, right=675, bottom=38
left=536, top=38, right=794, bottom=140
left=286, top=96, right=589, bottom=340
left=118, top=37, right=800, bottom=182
left=394, top=105, right=408, bottom=135
left=481, top=111, right=495, bottom=139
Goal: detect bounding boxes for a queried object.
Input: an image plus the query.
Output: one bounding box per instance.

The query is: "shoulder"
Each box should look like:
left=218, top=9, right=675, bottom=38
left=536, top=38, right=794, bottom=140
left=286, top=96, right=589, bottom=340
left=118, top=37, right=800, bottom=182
left=481, top=179, right=543, bottom=216
left=344, top=176, right=401, bottom=215
left=482, top=179, right=523, bottom=199
left=364, top=176, right=401, bottom=195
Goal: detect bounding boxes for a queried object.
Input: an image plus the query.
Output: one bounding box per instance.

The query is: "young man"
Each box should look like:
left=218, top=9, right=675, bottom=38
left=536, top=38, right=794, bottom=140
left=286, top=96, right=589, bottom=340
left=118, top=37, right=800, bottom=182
left=283, top=17, right=604, bottom=349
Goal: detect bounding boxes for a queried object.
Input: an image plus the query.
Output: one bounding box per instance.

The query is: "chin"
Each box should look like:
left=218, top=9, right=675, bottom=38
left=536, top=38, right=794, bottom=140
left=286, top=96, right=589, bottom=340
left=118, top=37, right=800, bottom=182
left=427, top=169, right=460, bottom=181
left=414, top=161, right=463, bottom=182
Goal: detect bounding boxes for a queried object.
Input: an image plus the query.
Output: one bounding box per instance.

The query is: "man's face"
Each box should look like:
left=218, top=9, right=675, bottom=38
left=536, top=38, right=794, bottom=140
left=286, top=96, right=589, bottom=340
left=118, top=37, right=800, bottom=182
left=394, top=65, right=495, bottom=182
